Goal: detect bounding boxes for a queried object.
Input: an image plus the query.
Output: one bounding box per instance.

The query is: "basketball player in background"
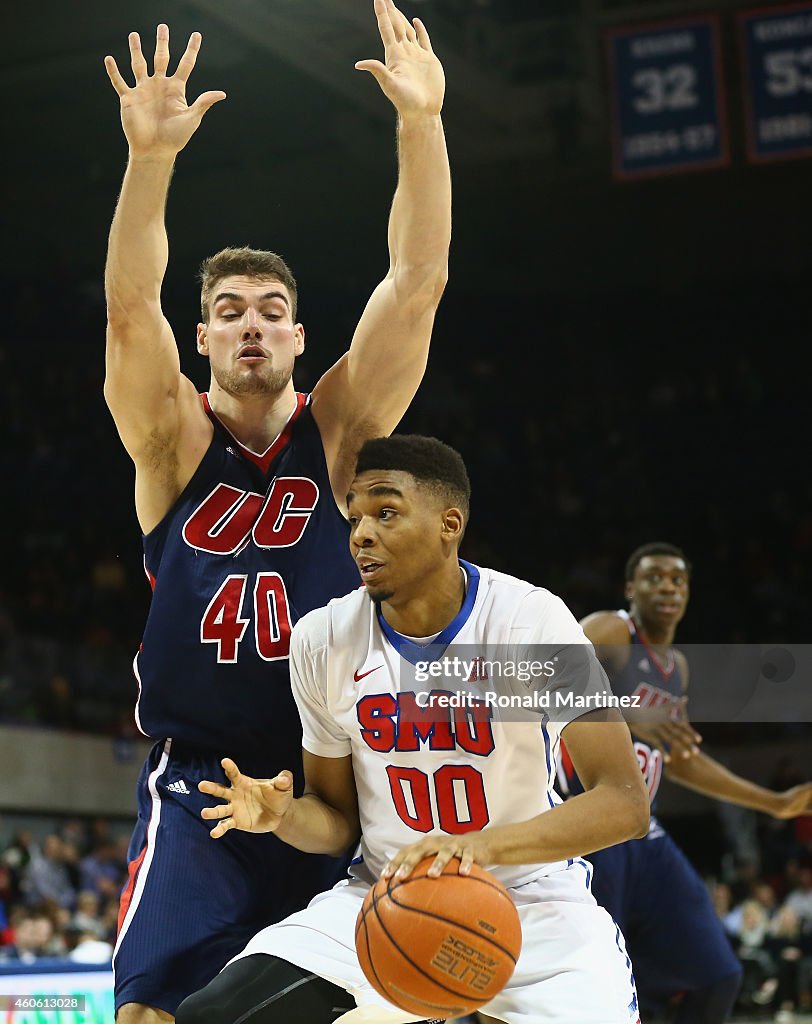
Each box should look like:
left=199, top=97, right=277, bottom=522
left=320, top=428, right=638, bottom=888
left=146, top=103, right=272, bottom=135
left=177, top=436, right=649, bottom=1024
left=103, top=3, right=450, bottom=1020
left=558, top=542, right=812, bottom=1023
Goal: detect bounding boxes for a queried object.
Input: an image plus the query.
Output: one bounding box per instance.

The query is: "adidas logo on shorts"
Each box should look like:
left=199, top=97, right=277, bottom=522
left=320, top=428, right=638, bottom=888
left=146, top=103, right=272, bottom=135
left=167, top=779, right=191, bottom=795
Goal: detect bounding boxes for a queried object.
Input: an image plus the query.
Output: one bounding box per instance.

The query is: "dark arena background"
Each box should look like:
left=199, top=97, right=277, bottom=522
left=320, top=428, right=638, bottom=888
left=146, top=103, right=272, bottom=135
left=1, top=0, right=810, bottom=1020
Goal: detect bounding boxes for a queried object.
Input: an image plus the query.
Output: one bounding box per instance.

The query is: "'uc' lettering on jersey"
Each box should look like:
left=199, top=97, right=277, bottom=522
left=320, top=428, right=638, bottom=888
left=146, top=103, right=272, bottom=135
left=134, top=392, right=360, bottom=763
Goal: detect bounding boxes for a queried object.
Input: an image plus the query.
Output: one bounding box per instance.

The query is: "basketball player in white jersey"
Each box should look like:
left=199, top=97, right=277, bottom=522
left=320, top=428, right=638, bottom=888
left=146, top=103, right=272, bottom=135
left=176, top=436, right=650, bottom=1024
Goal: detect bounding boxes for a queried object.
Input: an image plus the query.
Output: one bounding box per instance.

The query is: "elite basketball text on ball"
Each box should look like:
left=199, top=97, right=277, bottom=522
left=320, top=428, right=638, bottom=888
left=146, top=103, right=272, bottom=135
left=355, top=857, right=522, bottom=1017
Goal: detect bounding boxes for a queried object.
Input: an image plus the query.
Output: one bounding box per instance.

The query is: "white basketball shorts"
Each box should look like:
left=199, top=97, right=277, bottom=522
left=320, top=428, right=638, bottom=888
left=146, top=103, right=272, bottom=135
left=230, top=860, right=639, bottom=1024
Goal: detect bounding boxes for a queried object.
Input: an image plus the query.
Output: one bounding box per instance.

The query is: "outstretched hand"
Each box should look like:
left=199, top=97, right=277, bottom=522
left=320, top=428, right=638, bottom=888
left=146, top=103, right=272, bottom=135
left=104, top=24, right=225, bottom=160
left=199, top=758, right=295, bottom=839
left=633, top=697, right=702, bottom=763
left=772, top=783, right=812, bottom=820
left=356, top=0, right=444, bottom=117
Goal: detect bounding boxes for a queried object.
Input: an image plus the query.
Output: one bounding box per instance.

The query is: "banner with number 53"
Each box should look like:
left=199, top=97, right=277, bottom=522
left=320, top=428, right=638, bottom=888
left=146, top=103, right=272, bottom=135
left=606, top=16, right=729, bottom=179
left=740, top=2, right=812, bottom=163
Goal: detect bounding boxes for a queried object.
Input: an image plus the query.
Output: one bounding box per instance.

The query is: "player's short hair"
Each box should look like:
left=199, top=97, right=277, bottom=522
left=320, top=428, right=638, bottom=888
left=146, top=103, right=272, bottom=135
left=625, top=542, right=691, bottom=581
left=199, top=247, right=298, bottom=322
left=355, top=436, right=471, bottom=519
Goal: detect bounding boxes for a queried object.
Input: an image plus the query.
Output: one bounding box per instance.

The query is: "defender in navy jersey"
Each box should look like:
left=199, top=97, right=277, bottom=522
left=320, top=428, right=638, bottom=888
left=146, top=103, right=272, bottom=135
left=557, top=542, right=812, bottom=1023
left=103, top=4, right=451, bottom=1020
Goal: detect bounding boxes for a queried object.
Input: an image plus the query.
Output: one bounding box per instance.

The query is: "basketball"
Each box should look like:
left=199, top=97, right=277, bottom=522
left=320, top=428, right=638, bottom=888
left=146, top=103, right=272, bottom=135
left=355, top=857, right=522, bottom=1018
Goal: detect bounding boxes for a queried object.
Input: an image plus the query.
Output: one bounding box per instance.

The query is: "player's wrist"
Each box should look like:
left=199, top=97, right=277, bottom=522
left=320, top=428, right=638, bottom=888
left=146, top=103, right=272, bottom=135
left=397, top=111, right=443, bottom=131
left=769, top=790, right=792, bottom=817
left=270, top=795, right=299, bottom=839
left=127, top=150, right=178, bottom=169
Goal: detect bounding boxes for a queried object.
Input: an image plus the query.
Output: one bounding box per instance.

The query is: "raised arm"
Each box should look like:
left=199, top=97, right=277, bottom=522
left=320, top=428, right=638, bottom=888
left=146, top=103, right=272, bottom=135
left=657, top=654, right=812, bottom=813
left=312, top=0, right=451, bottom=493
left=665, top=752, right=812, bottom=818
left=103, top=26, right=224, bottom=528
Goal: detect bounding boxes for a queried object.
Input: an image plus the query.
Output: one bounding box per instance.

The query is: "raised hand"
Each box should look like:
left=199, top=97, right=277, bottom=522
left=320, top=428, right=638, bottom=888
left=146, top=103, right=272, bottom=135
left=199, top=758, right=295, bottom=839
left=356, top=0, right=444, bottom=117
left=104, top=24, right=225, bottom=160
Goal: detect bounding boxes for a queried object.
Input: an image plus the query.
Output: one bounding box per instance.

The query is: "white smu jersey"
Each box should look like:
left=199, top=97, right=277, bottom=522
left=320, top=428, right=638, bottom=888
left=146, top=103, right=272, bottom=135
left=289, top=561, right=594, bottom=889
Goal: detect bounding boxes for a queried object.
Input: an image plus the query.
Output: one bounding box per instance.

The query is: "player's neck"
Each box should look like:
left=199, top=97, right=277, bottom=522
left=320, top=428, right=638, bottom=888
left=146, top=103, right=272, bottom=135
left=633, top=614, right=676, bottom=648
left=380, top=564, right=466, bottom=638
left=207, top=382, right=298, bottom=453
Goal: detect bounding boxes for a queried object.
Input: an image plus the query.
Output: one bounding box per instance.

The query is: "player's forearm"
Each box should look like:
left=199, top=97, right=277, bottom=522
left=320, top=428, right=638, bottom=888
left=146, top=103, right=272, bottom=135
left=387, top=114, right=451, bottom=295
left=105, top=156, right=174, bottom=317
left=274, top=793, right=360, bottom=857
left=484, top=784, right=650, bottom=866
left=666, top=750, right=783, bottom=813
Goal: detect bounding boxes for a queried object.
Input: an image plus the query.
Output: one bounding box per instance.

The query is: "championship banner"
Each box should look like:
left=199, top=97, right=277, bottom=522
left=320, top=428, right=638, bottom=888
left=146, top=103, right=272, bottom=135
left=740, top=2, right=812, bottom=162
left=606, top=17, right=729, bottom=179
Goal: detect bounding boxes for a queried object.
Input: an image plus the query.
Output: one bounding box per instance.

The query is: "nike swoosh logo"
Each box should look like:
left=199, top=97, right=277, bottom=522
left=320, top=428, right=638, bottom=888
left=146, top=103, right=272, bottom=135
left=354, top=665, right=383, bottom=681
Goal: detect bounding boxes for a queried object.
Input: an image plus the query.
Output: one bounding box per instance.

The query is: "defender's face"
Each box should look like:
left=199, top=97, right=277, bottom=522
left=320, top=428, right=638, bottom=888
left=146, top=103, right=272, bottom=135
left=626, top=555, right=690, bottom=629
left=347, top=470, right=450, bottom=604
left=196, top=276, right=304, bottom=396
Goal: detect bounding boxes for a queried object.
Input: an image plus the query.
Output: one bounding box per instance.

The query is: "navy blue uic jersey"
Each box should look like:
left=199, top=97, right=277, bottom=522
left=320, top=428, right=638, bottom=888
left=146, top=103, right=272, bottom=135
left=135, top=392, right=360, bottom=762
left=555, top=614, right=741, bottom=1010
left=115, top=392, right=361, bottom=1014
left=557, top=610, right=684, bottom=810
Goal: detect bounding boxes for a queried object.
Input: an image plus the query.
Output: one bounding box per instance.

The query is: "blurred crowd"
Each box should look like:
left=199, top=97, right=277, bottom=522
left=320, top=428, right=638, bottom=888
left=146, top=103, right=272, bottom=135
left=711, top=863, right=812, bottom=1022
left=665, top=757, right=812, bottom=1022
left=0, top=818, right=129, bottom=966
left=2, top=810, right=812, bottom=1024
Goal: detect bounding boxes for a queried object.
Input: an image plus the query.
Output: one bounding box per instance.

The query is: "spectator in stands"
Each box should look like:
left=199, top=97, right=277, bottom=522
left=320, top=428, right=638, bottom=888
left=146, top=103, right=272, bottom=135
left=59, top=819, right=90, bottom=858
left=67, top=925, right=113, bottom=964
left=728, top=880, right=781, bottom=938
left=37, top=899, right=70, bottom=957
left=60, top=835, right=81, bottom=893
left=732, top=900, right=777, bottom=1007
left=709, top=880, right=740, bottom=938
left=80, top=839, right=125, bottom=900
left=753, top=882, right=779, bottom=917
left=0, top=907, right=56, bottom=963
left=2, top=830, right=34, bottom=901
left=767, top=904, right=806, bottom=1023
left=71, top=890, right=106, bottom=940
left=21, top=835, right=75, bottom=910
left=100, top=896, right=121, bottom=945
left=785, top=865, right=812, bottom=929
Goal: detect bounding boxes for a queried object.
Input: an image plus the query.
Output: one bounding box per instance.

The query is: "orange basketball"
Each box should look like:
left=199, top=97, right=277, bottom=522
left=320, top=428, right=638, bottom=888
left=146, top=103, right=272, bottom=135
left=355, top=856, right=522, bottom=1018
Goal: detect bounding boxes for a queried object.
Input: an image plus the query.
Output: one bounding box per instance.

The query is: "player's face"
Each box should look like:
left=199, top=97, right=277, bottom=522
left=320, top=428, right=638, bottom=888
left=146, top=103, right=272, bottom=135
left=196, top=276, right=304, bottom=397
left=347, top=471, right=456, bottom=604
left=625, top=556, right=690, bottom=631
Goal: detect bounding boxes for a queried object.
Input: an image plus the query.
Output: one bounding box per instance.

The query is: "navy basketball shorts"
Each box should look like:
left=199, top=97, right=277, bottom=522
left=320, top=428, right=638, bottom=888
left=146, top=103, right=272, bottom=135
left=589, top=827, right=740, bottom=1002
left=113, top=739, right=349, bottom=1016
